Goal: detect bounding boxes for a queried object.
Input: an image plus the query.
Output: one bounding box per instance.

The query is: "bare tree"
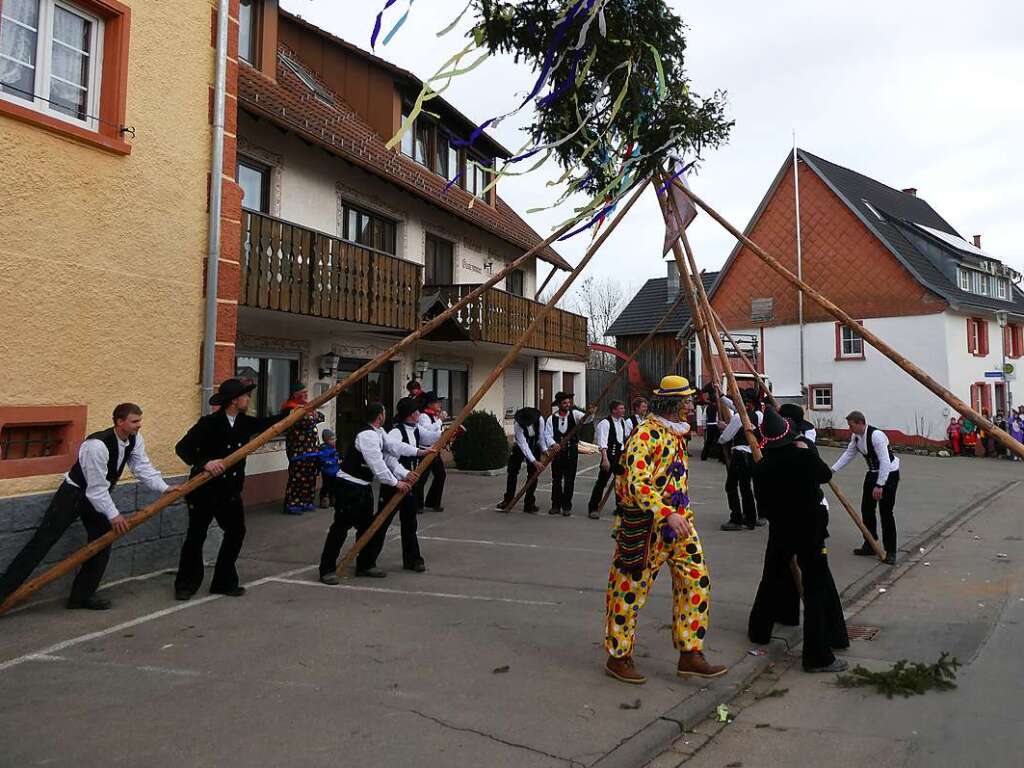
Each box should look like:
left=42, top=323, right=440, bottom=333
left=568, top=275, right=626, bottom=371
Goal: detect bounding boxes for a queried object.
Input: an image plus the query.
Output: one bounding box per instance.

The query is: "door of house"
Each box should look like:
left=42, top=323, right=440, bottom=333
left=562, top=372, right=575, bottom=399
left=539, top=371, right=554, bottom=417
left=335, top=359, right=395, bottom=450
left=995, top=381, right=1007, bottom=415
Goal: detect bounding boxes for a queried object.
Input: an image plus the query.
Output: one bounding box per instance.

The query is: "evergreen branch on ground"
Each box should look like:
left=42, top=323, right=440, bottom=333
left=835, top=653, right=961, bottom=699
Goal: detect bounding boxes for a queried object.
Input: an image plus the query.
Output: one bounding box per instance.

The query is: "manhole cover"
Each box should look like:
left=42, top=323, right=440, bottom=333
left=847, top=624, right=880, bottom=641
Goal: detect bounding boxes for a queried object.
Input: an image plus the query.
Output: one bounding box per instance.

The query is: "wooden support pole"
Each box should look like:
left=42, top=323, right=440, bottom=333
left=503, top=278, right=692, bottom=512
left=0, top=203, right=587, bottom=617
left=336, top=179, right=651, bottom=573
left=710, top=306, right=887, bottom=561
left=672, top=178, right=1024, bottom=463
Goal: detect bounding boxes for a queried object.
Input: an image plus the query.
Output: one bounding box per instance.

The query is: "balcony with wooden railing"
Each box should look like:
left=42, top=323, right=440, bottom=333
left=424, top=284, right=588, bottom=359
left=240, top=211, right=422, bottom=331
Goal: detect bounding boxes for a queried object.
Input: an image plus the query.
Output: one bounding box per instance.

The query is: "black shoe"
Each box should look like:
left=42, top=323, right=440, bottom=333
left=404, top=560, right=427, bottom=573
left=588, top=510, right=600, bottom=520
left=496, top=500, right=511, bottom=512
left=210, top=586, right=246, bottom=597
left=754, top=518, right=767, bottom=527
left=174, top=590, right=194, bottom=601
left=852, top=545, right=875, bottom=556
left=548, top=507, right=560, bottom=515
left=524, top=504, right=540, bottom=514
left=427, top=506, right=445, bottom=512
left=884, top=553, right=897, bottom=566
left=562, top=508, right=572, bottom=517
left=745, top=524, right=756, bottom=530
left=720, top=521, right=746, bottom=531
left=355, top=568, right=387, bottom=578
left=67, top=596, right=112, bottom=611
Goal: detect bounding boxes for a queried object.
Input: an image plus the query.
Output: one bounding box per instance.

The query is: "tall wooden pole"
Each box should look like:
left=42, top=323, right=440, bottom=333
left=671, top=178, right=1024, bottom=462
left=0, top=202, right=588, bottom=616
left=710, top=306, right=887, bottom=561
left=336, top=179, right=651, bottom=573
left=502, top=280, right=692, bottom=511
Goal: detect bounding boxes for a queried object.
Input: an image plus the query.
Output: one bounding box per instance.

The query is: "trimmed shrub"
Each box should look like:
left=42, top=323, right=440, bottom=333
left=452, top=411, right=510, bottom=471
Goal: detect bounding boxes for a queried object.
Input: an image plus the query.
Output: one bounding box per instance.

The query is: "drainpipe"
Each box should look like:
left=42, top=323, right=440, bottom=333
left=202, top=0, right=231, bottom=415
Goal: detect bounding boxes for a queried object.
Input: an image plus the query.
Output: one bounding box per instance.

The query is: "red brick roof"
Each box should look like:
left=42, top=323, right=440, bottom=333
left=238, top=51, right=570, bottom=271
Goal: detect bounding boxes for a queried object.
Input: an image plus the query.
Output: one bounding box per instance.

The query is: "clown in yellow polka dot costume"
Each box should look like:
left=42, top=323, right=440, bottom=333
left=604, top=376, right=728, bottom=685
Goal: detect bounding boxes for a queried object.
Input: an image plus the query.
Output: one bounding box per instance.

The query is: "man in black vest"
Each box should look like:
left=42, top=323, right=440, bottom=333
left=417, top=392, right=447, bottom=511
left=173, top=379, right=286, bottom=601
left=0, top=403, right=174, bottom=610
left=831, top=410, right=901, bottom=564
left=497, top=406, right=546, bottom=513
left=364, top=397, right=427, bottom=572
left=319, top=402, right=426, bottom=583
left=625, top=396, right=648, bottom=434
left=588, top=400, right=629, bottom=519
left=718, top=392, right=764, bottom=531
left=544, top=391, right=586, bottom=516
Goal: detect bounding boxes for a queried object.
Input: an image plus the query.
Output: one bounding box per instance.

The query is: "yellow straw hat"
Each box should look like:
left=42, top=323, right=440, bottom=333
left=652, top=375, right=696, bottom=397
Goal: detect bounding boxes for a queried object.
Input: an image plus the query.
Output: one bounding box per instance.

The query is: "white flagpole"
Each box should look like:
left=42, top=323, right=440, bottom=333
left=793, top=131, right=805, bottom=398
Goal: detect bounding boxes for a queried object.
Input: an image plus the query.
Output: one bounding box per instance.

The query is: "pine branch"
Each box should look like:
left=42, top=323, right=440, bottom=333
left=835, top=653, right=961, bottom=699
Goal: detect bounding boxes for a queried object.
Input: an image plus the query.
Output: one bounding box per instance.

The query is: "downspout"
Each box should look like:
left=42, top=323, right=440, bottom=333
left=202, top=0, right=231, bottom=414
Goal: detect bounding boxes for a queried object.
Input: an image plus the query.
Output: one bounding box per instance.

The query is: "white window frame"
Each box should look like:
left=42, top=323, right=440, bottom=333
left=996, top=278, right=1008, bottom=300
left=0, top=0, right=104, bottom=131
left=809, top=384, right=833, bottom=411
left=839, top=324, right=864, bottom=359
left=957, top=267, right=971, bottom=291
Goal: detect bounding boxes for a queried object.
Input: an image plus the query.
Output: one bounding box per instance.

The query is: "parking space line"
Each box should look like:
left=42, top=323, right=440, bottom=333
left=266, top=576, right=562, bottom=607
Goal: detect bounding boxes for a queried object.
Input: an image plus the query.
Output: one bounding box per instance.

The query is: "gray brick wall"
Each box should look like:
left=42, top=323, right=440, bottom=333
left=0, top=475, right=223, bottom=601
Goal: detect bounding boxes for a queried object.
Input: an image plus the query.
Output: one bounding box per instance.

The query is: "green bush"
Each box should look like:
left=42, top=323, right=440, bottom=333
left=452, top=411, right=510, bottom=471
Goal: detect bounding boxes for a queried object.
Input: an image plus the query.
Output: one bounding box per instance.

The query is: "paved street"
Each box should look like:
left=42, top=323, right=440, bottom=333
left=0, top=444, right=1019, bottom=768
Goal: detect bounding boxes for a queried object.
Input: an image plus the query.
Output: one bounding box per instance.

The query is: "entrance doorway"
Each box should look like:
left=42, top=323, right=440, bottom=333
left=335, top=358, right=395, bottom=449
left=539, top=371, right=554, bottom=417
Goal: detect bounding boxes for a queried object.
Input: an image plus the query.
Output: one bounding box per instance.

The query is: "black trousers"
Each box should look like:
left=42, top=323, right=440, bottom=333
left=319, top=480, right=376, bottom=575
left=366, top=485, right=422, bottom=567
left=175, top=492, right=246, bottom=596
left=861, top=470, right=900, bottom=555
left=0, top=483, right=112, bottom=604
left=588, top=453, right=621, bottom=513
left=550, top=445, right=579, bottom=510
left=422, top=458, right=446, bottom=509
left=701, top=424, right=723, bottom=461
left=503, top=447, right=538, bottom=509
left=319, top=474, right=337, bottom=506
left=726, top=451, right=757, bottom=525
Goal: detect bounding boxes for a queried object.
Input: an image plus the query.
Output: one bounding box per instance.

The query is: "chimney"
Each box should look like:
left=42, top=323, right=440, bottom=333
left=902, top=187, right=917, bottom=197
left=973, top=234, right=982, bottom=249
left=666, top=260, right=680, bottom=303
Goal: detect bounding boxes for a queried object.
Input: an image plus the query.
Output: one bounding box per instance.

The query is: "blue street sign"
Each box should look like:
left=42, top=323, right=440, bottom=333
left=984, top=371, right=1003, bottom=379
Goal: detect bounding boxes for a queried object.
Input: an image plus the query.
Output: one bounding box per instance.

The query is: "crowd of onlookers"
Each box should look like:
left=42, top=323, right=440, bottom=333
left=947, top=406, right=1024, bottom=461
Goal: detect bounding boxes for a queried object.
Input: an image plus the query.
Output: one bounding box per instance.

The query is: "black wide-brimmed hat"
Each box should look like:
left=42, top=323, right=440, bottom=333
left=778, top=403, right=815, bottom=435
left=421, top=390, right=442, bottom=405
left=395, top=396, right=420, bottom=422
left=759, top=406, right=797, bottom=450
left=210, top=377, right=257, bottom=406
left=553, top=391, right=574, bottom=404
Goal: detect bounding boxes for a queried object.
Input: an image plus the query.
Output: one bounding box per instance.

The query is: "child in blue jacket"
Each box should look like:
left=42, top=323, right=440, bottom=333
left=290, top=429, right=340, bottom=508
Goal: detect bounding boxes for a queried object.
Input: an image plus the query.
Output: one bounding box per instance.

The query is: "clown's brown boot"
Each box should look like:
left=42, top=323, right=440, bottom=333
left=605, top=655, right=647, bottom=685
left=677, top=650, right=727, bottom=679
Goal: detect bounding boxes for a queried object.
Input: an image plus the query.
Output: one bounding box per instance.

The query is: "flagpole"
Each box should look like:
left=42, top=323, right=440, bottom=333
left=793, top=132, right=806, bottom=399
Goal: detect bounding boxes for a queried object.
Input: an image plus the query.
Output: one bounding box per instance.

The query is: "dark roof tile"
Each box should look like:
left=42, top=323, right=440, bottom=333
left=607, top=272, right=719, bottom=337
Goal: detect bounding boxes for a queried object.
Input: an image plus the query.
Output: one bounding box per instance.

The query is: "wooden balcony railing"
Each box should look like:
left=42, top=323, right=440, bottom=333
left=425, top=284, right=588, bottom=359
left=241, top=211, right=422, bottom=331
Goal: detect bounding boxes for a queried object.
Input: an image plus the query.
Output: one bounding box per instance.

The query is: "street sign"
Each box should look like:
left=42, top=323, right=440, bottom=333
left=984, top=371, right=1003, bottom=379
left=1003, top=362, right=1016, bottom=375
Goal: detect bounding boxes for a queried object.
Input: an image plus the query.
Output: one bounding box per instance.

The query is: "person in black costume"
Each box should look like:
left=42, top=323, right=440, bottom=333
left=748, top=406, right=849, bottom=673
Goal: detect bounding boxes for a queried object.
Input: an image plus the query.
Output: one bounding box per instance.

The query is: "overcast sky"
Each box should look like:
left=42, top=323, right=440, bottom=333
left=282, top=1, right=1024, bottom=298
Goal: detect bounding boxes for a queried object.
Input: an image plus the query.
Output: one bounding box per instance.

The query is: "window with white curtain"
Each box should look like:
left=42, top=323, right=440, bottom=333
left=0, top=0, right=103, bottom=129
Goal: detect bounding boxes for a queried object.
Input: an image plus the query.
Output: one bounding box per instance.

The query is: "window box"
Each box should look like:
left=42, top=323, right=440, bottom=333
left=0, top=0, right=131, bottom=154
left=808, top=384, right=833, bottom=411
left=834, top=322, right=865, bottom=360
left=0, top=405, right=87, bottom=479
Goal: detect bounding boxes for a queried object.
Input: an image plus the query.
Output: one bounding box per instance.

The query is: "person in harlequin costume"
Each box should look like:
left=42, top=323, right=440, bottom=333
left=604, top=375, right=728, bottom=685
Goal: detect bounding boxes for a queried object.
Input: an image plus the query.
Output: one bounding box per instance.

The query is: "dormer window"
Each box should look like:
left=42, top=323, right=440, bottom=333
left=399, top=99, right=493, bottom=200
left=957, top=266, right=1011, bottom=302
left=468, top=154, right=492, bottom=201
left=239, top=0, right=256, bottom=65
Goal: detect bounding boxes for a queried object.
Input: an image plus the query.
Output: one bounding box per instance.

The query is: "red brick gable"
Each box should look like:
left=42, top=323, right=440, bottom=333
left=711, top=160, right=947, bottom=329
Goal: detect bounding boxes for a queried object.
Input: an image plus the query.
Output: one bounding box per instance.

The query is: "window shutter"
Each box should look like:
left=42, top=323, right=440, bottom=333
left=980, top=321, right=989, bottom=356
left=966, top=318, right=976, bottom=354
left=1015, top=326, right=1024, bottom=358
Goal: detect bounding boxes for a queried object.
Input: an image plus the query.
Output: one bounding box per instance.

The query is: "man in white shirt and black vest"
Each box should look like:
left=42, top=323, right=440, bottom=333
left=318, top=402, right=426, bottom=583
left=416, top=392, right=448, bottom=512
left=625, top=396, right=649, bottom=435
left=588, top=400, right=630, bottom=519
left=0, top=403, right=173, bottom=610
left=174, top=379, right=287, bottom=601
left=497, top=406, right=546, bottom=513
left=831, top=410, right=901, bottom=565
left=544, top=391, right=587, bottom=516
left=718, top=391, right=765, bottom=531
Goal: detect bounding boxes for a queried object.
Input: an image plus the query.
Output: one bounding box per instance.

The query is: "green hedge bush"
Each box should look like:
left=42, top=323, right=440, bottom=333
left=452, top=411, right=510, bottom=471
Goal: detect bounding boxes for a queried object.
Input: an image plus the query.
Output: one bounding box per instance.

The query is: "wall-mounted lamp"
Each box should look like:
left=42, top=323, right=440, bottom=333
left=414, top=359, right=430, bottom=378
left=319, top=351, right=340, bottom=379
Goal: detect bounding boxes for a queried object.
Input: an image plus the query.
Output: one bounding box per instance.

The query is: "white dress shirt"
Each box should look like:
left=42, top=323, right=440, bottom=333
left=595, top=416, right=627, bottom=451
left=542, top=408, right=589, bottom=448
left=832, top=428, right=900, bottom=485
left=416, top=412, right=444, bottom=448
left=514, top=422, right=540, bottom=464
left=64, top=432, right=168, bottom=520
left=718, top=409, right=763, bottom=454
left=338, top=426, right=415, bottom=487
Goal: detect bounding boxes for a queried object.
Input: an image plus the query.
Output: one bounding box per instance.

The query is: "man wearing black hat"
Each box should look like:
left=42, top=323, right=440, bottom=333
left=173, top=378, right=286, bottom=600
left=0, top=403, right=174, bottom=610
left=543, top=391, right=587, bottom=516
left=319, top=402, right=427, bottom=582
left=588, top=400, right=628, bottom=519
left=749, top=407, right=849, bottom=673
left=416, top=392, right=448, bottom=512
left=718, top=391, right=763, bottom=531
left=497, top=406, right=545, bottom=513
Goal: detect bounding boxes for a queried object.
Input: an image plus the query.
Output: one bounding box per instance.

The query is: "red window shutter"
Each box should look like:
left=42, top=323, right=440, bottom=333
left=982, top=384, right=992, bottom=414
left=1016, top=326, right=1024, bottom=358
left=966, top=318, right=976, bottom=354
left=980, top=321, right=989, bottom=356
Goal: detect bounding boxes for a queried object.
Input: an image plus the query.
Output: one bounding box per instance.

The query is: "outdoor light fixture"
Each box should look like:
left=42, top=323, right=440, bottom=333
left=414, top=359, right=429, bottom=378
left=319, top=351, right=340, bottom=379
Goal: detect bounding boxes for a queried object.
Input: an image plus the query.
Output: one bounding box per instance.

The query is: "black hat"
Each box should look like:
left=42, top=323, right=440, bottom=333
left=740, top=388, right=757, bottom=404
left=421, top=390, right=442, bottom=405
left=779, top=403, right=814, bottom=434
left=553, top=391, right=574, bottom=405
left=514, top=407, right=542, bottom=429
left=759, top=407, right=797, bottom=450
left=396, top=397, right=420, bottom=422
left=210, top=377, right=257, bottom=406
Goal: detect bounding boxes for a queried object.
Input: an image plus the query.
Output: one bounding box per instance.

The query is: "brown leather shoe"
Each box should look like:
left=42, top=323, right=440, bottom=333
left=677, top=650, right=727, bottom=679
left=605, top=655, right=647, bottom=685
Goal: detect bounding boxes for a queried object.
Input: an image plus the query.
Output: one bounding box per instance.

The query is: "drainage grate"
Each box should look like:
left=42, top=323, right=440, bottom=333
left=847, top=624, right=881, bottom=641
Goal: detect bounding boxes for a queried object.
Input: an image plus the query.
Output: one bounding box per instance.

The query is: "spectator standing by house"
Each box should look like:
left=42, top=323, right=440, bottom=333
left=1009, top=413, right=1024, bottom=460
left=281, top=383, right=325, bottom=515
left=946, top=417, right=962, bottom=456
left=290, top=429, right=340, bottom=509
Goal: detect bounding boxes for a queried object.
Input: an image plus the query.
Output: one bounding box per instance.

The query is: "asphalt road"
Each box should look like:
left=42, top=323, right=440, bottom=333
left=0, top=444, right=1019, bottom=768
